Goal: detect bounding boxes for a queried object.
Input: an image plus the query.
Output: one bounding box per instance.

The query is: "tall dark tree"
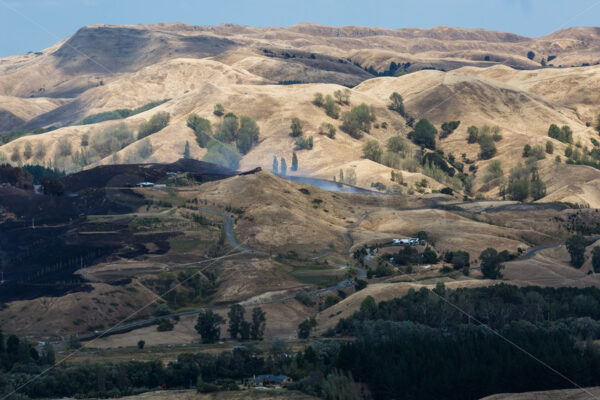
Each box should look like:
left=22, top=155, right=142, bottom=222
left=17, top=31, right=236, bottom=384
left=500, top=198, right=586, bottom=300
left=272, top=156, right=278, bottom=174
left=291, top=152, right=298, bottom=171
left=480, top=248, right=504, bottom=279
left=227, top=304, right=245, bottom=339
left=298, top=317, right=317, bottom=339
left=239, top=320, right=251, bottom=341
left=195, top=310, right=225, bottom=344
left=183, top=140, right=191, bottom=159
left=593, top=246, right=600, bottom=273
left=408, top=119, right=437, bottom=150
left=566, top=234, right=589, bottom=269
left=280, top=157, right=287, bottom=176
left=250, top=307, right=266, bottom=340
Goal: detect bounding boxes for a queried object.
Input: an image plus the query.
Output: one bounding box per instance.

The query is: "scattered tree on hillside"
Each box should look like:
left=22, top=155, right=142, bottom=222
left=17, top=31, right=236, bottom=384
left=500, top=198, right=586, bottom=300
left=334, top=88, right=351, bottom=105
left=388, top=92, right=405, bottom=116
left=362, top=140, right=383, bottom=163
left=440, top=121, right=460, bottom=139
left=480, top=248, right=504, bottom=279
left=323, top=95, right=340, bottom=119
left=272, top=156, right=278, bottom=174
left=298, top=317, right=317, bottom=339
left=341, top=104, right=375, bottom=138
left=136, top=139, right=153, bottom=160
left=138, top=112, right=170, bottom=139
left=484, top=160, right=504, bottom=183
left=386, top=136, right=408, bottom=154
left=530, top=170, right=546, bottom=200
left=592, top=247, right=600, bottom=273
left=408, top=119, right=437, bottom=150
left=23, top=142, right=32, bottom=160
left=137, top=340, right=145, bottom=349
left=34, top=142, right=46, bottom=159
left=478, top=133, right=496, bottom=160
left=566, top=234, right=589, bottom=269
left=187, top=114, right=212, bottom=147
left=195, top=310, right=225, bottom=343
left=237, top=116, right=260, bottom=154
left=546, top=141, right=554, bottom=154
left=527, top=51, right=535, bottom=60
left=183, top=141, right=191, bottom=159
left=319, top=122, right=336, bottom=138
left=280, top=157, right=287, bottom=176
left=291, top=152, right=298, bottom=171
left=467, top=126, right=479, bottom=144
left=295, top=136, right=313, bottom=150
left=290, top=118, right=303, bottom=137
left=57, top=138, right=72, bottom=157
left=313, top=93, right=324, bottom=107
left=215, top=113, right=239, bottom=143
left=213, top=103, right=225, bottom=116
left=548, top=124, right=573, bottom=144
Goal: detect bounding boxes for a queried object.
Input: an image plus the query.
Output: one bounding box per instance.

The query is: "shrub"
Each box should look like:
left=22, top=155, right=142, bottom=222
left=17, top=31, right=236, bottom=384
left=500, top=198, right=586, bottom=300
left=319, top=122, right=336, bottom=138
left=491, top=126, right=503, bottom=141
left=506, top=178, right=529, bottom=201
left=313, top=93, right=324, bottom=107
left=90, top=124, right=135, bottom=159
left=213, top=103, right=225, bottom=116
left=546, top=140, right=554, bottom=154
left=290, top=118, right=303, bottom=137
left=484, top=159, right=503, bottom=183
left=408, top=119, right=437, bottom=150
left=440, top=121, right=460, bottom=139
left=295, top=136, right=313, bottom=150
left=295, top=291, right=315, bottom=306
left=138, top=112, right=170, bottom=139
left=362, top=140, right=383, bottom=162
left=445, top=250, right=470, bottom=269
left=187, top=114, right=213, bottom=147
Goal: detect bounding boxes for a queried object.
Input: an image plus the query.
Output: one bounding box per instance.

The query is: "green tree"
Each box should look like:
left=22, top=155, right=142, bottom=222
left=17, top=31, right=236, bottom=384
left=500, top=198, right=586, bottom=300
left=566, top=234, right=589, bottom=269
left=324, top=95, right=340, bottom=119
left=137, top=340, right=145, bottom=349
left=290, top=118, right=303, bottom=137
left=484, top=160, right=504, bottom=183
left=195, top=310, right=225, bottom=343
left=250, top=307, right=266, bottom=340
left=81, top=134, right=89, bottom=147
left=136, top=139, right=153, bottom=160
left=527, top=51, right=535, bottom=60
left=592, top=246, right=600, bottom=273
left=522, top=144, right=532, bottom=157
left=422, top=247, right=438, bottom=264
left=478, top=133, right=496, bottom=160
left=546, top=141, right=554, bottom=154
left=298, top=317, right=317, bottom=339
left=187, top=114, right=212, bottom=147
left=319, top=122, right=336, bottom=138
left=341, top=104, right=375, bottom=138
left=138, top=112, right=170, bottom=139
left=440, top=121, right=460, bottom=139
left=183, top=141, right=191, bottom=159
left=40, top=175, right=64, bottom=196
left=272, top=155, right=278, bottom=174
left=237, top=116, right=260, bottom=154
left=467, top=126, right=479, bottom=144
left=506, top=178, right=529, bottom=201
left=291, top=152, right=298, bottom=171
left=480, top=248, right=504, bottom=279
left=388, top=92, right=405, bottom=116
left=362, top=140, right=383, bottom=162
left=387, top=136, right=407, bottom=154
left=23, top=141, right=32, bottom=160
left=280, top=157, right=287, bottom=176
left=408, top=119, right=437, bottom=149
left=227, top=304, right=245, bottom=339
left=214, top=113, right=239, bottom=143
left=213, top=103, right=225, bottom=116
left=530, top=170, right=546, bottom=200
left=313, top=92, right=324, bottom=107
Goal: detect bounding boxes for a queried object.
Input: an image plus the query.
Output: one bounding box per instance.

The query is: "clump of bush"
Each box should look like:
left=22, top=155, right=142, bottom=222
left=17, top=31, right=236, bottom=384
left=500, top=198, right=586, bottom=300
left=138, top=112, right=170, bottom=139
left=341, top=104, right=376, bottom=138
